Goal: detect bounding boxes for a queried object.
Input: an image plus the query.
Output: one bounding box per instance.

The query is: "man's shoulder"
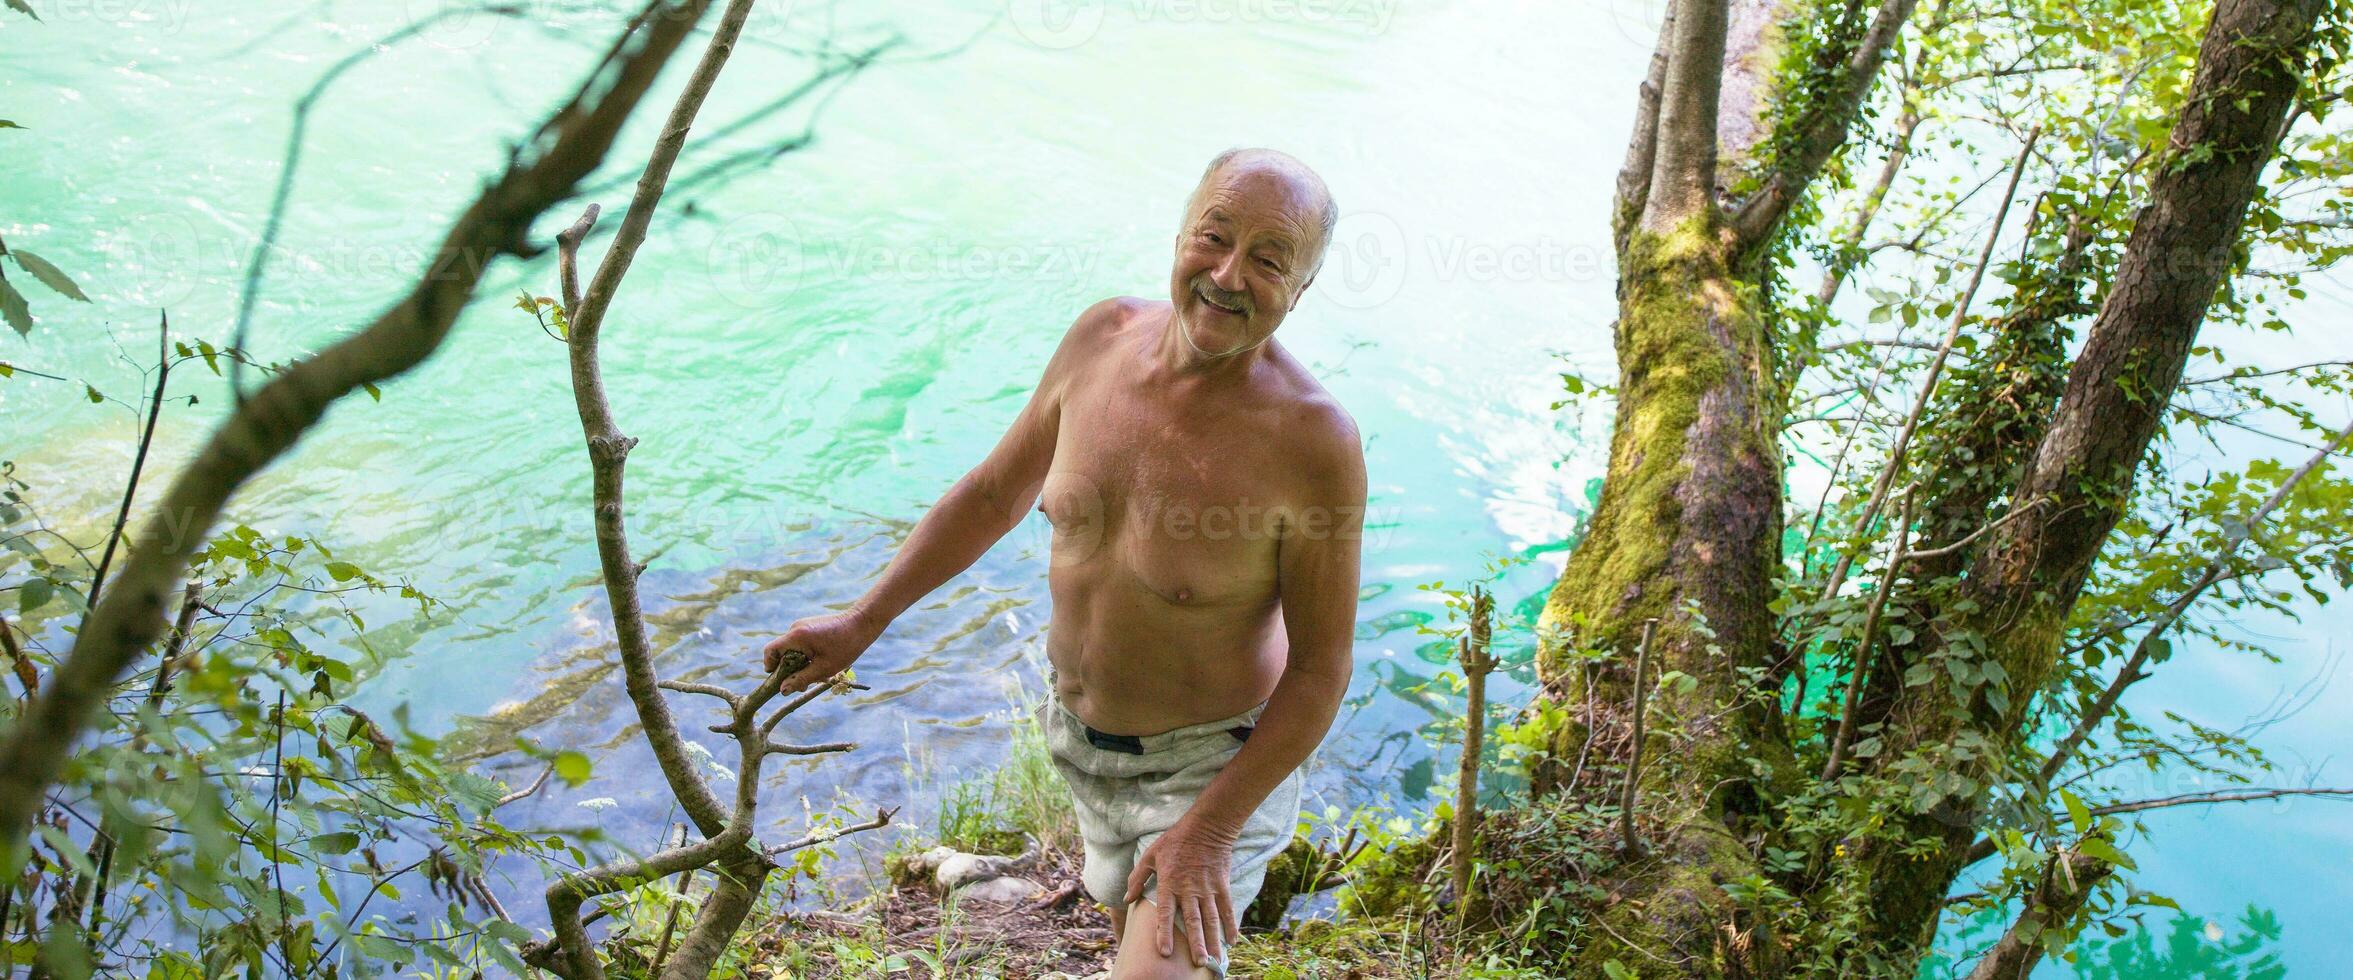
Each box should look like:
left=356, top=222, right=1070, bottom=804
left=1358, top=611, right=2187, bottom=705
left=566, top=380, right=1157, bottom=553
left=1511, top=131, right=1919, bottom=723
left=1263, top=361, right=1364, bottom=484
left=1040, top=297, right=1157, bottom=389
left=1067, top=296, right=1163, bottom=346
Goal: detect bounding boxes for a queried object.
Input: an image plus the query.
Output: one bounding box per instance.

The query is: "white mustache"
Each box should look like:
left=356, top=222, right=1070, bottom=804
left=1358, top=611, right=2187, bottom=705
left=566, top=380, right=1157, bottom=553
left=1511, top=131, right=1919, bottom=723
left=1191, top=276, right=1249, bottom=313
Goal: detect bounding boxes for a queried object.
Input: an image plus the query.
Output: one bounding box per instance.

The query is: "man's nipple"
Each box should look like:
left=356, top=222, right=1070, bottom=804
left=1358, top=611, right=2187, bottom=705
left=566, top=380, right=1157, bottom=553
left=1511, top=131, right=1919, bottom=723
left=1174, top=587, right=1193, bottom=603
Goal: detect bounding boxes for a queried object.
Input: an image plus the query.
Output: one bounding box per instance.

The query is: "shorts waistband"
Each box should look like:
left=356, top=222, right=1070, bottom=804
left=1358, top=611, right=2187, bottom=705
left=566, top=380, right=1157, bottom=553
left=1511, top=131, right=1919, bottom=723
left=1049, top=695, right=1266, bottom=756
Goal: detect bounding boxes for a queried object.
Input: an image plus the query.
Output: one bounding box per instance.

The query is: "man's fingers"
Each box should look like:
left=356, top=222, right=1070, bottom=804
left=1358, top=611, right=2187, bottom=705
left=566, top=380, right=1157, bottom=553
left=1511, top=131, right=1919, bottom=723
left=1183, top=895, right=1209, bottom=965
left=1200, top=894, right=1226, bottom=963
left=1215, top=885, right=1238, bottom=944
left=1157, top=896, right=1176, bottom=958
left=1123, top=849, right=1153, bottom=908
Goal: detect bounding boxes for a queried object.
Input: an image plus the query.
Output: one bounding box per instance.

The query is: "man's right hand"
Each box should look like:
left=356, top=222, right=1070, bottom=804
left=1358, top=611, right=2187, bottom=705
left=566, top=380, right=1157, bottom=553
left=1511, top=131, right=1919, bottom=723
left=763, top=607, right=885, bottom=693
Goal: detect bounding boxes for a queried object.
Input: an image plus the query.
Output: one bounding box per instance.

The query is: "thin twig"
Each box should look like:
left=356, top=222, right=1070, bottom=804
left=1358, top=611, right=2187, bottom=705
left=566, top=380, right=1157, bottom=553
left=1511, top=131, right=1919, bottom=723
left=1619, top=618, right=1658, bottom=857
left=1800, top=128, right=2042, bottom=639
left=89, top=311, right=173, bottom=610
left=1822, top=491, right=1915, bottom=780
left=1449, top=586, right=1494, bottom=914
left=2034, top=417, right=2353, bottom=788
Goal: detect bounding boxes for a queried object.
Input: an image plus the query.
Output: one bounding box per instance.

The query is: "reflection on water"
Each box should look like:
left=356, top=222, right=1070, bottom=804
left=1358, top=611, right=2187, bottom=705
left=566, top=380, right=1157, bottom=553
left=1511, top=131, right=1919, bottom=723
left=1925, top=906, right=2287, bottom=980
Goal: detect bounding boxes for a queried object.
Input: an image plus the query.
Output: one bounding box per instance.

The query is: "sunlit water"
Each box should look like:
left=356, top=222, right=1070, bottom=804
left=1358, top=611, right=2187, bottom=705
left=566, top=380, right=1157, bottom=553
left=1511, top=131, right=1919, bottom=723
left=5, top=1, right=2349, bottom=974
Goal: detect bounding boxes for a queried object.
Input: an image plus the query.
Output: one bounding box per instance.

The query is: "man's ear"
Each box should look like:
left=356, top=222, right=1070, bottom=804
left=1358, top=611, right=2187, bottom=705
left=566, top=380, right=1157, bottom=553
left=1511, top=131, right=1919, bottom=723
left=1289, top=273, right=1318, bottom=312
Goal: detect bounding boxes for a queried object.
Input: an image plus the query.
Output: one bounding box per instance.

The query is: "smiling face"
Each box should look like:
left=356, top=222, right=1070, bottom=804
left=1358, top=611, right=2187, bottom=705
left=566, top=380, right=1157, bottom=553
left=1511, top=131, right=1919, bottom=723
left=1169, top=151, right=1331, bottom=356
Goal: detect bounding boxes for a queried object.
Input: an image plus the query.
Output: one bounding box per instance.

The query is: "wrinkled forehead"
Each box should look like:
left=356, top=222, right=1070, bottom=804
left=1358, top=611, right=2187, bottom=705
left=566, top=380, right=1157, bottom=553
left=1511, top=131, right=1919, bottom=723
left=1189, top=163, right=1323, bottom=233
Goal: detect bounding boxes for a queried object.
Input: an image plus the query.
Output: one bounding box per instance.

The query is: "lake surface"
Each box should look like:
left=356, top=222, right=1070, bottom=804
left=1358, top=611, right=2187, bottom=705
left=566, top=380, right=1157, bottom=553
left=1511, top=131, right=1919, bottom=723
left=5, top=1, right=2348, bottom=974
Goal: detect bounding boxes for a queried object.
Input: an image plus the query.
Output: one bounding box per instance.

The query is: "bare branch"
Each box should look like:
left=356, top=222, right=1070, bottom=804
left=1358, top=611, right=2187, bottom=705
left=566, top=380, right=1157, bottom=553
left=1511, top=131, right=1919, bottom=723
left=560, top=0, right=765, bottom=844
left=2095, top=786, right=2353, bottom=816
left=765, top=807, right=897, bottom=859
left=496, top=765, right=555, bottom=808
left=762, top=740, right=854, bottom=757
left=2035, top=417, right=2353, bottom=788
left=1614, top=0, right=1681, bottom=250
left=0, top=0, right=726, bottom=862
left=1800, top=131, right=2039, bottom=639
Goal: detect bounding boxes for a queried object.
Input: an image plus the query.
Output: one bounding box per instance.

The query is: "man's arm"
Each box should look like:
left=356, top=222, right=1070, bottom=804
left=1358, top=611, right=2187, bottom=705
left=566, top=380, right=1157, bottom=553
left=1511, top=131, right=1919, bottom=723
left=769, top=300, right=1123, bottom=684
left=1124, top=406, right=1366, bottom=962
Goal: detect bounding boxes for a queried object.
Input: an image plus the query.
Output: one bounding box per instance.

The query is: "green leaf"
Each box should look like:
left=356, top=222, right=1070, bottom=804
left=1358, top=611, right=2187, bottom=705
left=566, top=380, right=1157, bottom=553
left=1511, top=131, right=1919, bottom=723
left=323, top=561, right=362, bottom=582
left=553, top=750, right=592, bottom=788
left=19, top=577, right=53, bottom=613
left=0, top=278, right=30, bottom=337
left=2061, top=788, right=2090, bottom=835
left=0, top=120, right=23, bottom=129
left=2075, top=835, right=2136, bottom=871
left=309, top=831, right=361, bottom=855
left=361, top=380, right=381, bottom=402
left=9, top=250, right=88, bottom=302
left=1603, top=961, right=1636, bottom=980
left=86, top=383, right=103, bottom=403
left=3, top=0, right=37, bottom=22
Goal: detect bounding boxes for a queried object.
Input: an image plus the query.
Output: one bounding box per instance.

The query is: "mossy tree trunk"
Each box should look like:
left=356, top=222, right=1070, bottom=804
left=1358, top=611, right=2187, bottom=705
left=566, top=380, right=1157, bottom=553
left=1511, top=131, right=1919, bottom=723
left=1511, top=0, right=2333, bottom=974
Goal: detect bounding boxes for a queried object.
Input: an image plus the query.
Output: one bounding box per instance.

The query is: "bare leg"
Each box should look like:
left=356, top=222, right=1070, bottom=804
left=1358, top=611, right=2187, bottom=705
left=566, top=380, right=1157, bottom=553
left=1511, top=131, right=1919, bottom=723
left=1110, top=899, right=1218, bottom=980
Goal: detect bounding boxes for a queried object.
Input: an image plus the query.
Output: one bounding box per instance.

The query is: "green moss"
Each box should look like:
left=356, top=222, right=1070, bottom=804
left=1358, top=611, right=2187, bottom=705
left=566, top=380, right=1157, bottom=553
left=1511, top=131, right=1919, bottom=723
left=1336, top=830, right=1441, bottom=919
left=1539, top=216, right=1743, bottom=676
left=1229, top=916, right=1413, bottom=979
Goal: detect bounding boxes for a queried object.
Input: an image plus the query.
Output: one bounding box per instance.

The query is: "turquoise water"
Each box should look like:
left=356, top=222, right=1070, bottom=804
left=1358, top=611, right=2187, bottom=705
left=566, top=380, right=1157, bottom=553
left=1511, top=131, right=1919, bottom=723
left=5, top=1, right=2349, bottom=973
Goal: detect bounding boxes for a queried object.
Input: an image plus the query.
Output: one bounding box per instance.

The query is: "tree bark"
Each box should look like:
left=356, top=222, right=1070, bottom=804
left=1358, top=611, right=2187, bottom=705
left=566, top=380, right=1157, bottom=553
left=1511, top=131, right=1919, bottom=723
left=1852, top=0, right=2329, bottom=951
left=1963, top=850, right=2110, bottom=980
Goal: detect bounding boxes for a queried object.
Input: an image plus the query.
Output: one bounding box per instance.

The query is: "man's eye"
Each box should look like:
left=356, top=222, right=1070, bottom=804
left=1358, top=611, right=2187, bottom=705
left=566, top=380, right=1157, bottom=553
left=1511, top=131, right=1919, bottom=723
left=1202, top=232, right=1224, bottom=245
left=1258, top=257, right=1283, bottom=272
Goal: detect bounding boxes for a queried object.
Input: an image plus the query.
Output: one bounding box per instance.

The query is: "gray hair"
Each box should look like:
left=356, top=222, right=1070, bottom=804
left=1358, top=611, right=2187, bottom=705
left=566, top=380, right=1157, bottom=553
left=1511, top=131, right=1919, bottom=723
left=1181, top=147, right=1338, bottom=277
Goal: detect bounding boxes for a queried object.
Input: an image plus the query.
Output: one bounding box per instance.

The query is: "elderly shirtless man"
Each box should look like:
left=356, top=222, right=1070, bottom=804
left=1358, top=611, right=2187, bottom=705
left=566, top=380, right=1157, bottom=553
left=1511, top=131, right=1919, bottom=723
left=762, top=148, right=1364, bottom=977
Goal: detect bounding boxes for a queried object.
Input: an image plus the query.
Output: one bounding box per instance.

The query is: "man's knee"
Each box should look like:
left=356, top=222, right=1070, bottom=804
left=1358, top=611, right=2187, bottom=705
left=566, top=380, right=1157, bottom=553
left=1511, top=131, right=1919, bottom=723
left=1110, top=899, right=1219, bottom=980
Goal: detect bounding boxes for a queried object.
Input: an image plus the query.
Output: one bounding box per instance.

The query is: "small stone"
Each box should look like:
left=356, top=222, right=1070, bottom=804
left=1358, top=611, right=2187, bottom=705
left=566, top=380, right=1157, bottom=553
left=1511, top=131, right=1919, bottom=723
left=952, top=875, right=1046, bottom=907
left=934, top=849, right=1034, bottom=892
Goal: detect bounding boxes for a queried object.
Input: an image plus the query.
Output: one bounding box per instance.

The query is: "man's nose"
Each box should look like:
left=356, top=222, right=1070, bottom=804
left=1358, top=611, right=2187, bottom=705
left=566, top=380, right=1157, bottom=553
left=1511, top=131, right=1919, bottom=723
left=1209, top=249, right=1246, bottom=293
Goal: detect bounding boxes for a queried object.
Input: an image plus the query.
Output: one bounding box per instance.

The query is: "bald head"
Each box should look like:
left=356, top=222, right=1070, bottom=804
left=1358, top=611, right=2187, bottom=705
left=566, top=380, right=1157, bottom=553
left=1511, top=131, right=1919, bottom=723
left=1182, top=148, right=1337, bottom=276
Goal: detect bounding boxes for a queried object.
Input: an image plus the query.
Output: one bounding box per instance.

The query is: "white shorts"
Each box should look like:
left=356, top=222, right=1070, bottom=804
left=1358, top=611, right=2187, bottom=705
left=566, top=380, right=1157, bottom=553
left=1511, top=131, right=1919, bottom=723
left=1040, top=695, right=1303, bottom=975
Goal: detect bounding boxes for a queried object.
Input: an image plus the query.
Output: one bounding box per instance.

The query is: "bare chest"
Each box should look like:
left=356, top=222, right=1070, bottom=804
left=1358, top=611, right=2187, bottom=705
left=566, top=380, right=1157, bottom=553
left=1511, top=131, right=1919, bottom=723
left=1039, top=381, right=1288, bottom=605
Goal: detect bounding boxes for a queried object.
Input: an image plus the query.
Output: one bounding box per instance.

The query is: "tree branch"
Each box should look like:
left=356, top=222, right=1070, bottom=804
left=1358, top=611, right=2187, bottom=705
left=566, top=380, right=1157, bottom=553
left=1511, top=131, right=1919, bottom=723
left=1727, top=0, right=1922, bottom=251
left=560, top=0, right=764, bottom=844
left=2034, top=417, right=2353, bottom=788
left=1638, top=0, right=1732, bottom=232
left=0, top=0, right=723, bottom=867
left=1615, top=0, right=1681, bottom=250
